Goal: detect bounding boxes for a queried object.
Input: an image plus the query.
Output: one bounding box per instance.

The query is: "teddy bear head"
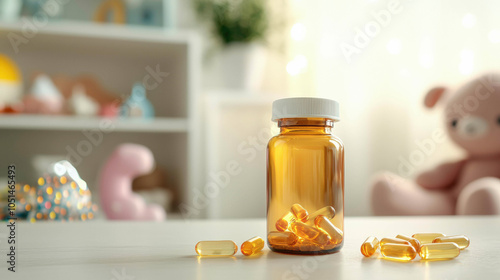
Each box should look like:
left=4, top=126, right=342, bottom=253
left=425, top=74, right=500, bottom=157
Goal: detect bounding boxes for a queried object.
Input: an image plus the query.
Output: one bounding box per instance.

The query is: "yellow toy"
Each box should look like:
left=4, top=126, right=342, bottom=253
left=0, top=54, right=22, bottom=112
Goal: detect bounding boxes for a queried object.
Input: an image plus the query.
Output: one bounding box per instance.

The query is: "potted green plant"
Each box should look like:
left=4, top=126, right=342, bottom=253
left=193, top=0, right=269, bottom=90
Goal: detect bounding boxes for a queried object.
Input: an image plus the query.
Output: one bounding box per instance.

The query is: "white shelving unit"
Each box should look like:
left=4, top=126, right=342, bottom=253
left=0, top=20, right=202, bottom=217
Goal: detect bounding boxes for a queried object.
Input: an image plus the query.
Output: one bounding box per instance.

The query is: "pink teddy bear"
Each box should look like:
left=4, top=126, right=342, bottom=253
left=371, top=74, right=500, bottom=215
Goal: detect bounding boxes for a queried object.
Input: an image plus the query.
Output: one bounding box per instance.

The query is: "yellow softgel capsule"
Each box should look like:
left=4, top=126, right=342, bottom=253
left=307, top=206, right=336, bottom=225
left=241, top=236, right=265, bottom=256
left=395, top=234, right=421, bottom=253
left=268, top=231, right=299, bottom=246
left=432, top=235, right=470, bottom=250
left=412, top=233, right=445, bottom=244
left=380, top=237, right=411, bottom=246
left=297, top=239, right=321, bottom=251
left=420, top=242, right=460, bottom=260
left=195, top=240, right=237, bottom=256
left=314, top=216, right=343, bottom=245
left=290, top=221, right=331, bottom=245
left=291, top=203, right=309, bottom=222
left=380, top=243, right=417, bottom=262
left=276, top=212, right=296, bottom=232
left=361, top=236, right=379, bottom=257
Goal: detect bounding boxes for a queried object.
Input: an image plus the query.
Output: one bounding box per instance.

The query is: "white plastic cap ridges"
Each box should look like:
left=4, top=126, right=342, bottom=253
left=272, top=97, right=340, bottom=122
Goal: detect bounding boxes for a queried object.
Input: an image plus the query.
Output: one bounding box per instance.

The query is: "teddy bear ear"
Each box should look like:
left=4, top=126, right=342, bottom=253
left=424, top=87, right=447, bottom=108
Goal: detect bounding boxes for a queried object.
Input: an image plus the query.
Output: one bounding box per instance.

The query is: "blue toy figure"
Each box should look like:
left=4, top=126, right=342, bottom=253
left=120, top=82, right=155, bottom=119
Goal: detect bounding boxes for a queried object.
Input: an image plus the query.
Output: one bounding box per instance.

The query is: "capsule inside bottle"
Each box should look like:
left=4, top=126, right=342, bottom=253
left=361, top=236, right=379, bottom=257
left=291, top=203, right=309, bottom=222
left=395, top=234, right=421, bottom=253
left=314, top=215, right=343, bottom=245
left=420, top=243, right=460, bottom=260
left=432, top=235, right=470, bottom=250
left=412, top=233, right=445, bottom=244
left=380, top=243, right=417, bottom=262
left=307, top=206, right=336, bottom=225
left=241, top=236, right=265, bottom=256
left=195, top=240, right=237, bottom=256
left=276, top=212, right=296, bottom=232
left=290, top=221, right=330, bottom=245
left=268, top=231, right=299, bottom=246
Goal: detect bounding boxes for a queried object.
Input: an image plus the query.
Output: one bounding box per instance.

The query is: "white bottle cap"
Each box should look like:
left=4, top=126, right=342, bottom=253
left=272, top=97, right=340, bottom=122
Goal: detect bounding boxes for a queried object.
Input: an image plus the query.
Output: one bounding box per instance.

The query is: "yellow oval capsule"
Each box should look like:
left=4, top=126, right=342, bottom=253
left=395, top=234, right=421, bottom=253
left=432, top=235, right=470, bottom=250
left=380, top=243, right=417, bottom=262
left=314, top=216, right=343, bottom=245
left=276, top=212, right=296, bottom=232
left=420, top=242, right=460, bottom=260
left=380, top=237, right=411, bottom=246
left=291, top=203, right=309, bottom=222
left=195, top=240, right=237, bottom=256
left=307, top=206, right=336, bottom=225
left=297, top=239, right=321, bottom=251
left=361, top=236, right=379, bottom=257
left=268, top=231, right=299, bottom=246
left=412, top=233, right=445, bottom=244
left=241, top=236, right=265, bottom=256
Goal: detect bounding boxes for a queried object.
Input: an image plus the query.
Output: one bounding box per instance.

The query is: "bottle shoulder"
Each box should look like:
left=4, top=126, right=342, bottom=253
left=268, top=133, right=344, bottom=149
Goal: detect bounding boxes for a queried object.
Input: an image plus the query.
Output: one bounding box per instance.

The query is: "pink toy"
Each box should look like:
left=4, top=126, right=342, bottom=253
left=99, top=143, right=166, bottom=220
left=371, top=74, right=500, bottom=215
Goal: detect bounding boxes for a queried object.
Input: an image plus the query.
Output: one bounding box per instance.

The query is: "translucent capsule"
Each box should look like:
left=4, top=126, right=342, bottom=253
left=241, top=236, right=265, bottom=256
left=432, top=235, right=470, bottom=250
left=314, top=216, right=343, bottom=245
left=291, top=204, right=309, bottom=222
left=268, top=231, right=299, bottom=246
left=307, top=206, right=336, bottom=225
left=195, top=240, right=237, bottom=256
left=297, top=239, right=321, bottom=251
left=380, top=243, right=417, bottom=262
left=379, top=237, right=411, bottom=247
left=361, top=236, right=379, bottom=257
left=420, top=243, right=460, bottom=260
left=290, top=221, right=331, bottom=245
left=412, top=233, right=445, bottom=244
left=395, top=234, right=421, bottom=253
left=276, top=212, right=296, bottom=232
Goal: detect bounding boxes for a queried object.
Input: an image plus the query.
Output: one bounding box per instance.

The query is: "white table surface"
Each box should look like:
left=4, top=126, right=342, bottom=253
left=0, top=216, right=499, bottom=280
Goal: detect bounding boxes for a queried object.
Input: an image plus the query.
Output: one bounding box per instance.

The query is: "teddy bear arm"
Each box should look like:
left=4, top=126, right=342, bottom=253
left=416, top=160, right=466, bottom=189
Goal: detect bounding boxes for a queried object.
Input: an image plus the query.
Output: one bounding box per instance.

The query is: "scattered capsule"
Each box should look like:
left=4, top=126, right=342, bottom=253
left=432, top=235, right=470, bottom=250
left=195, top=240, right=237, bottom=256
left=395, top=234, right=421, bottom=253
left=290, top=221, right=331, bottom=245
left=361, top=236, right=379, bottom=257
left=314, top=216, right=343, bottom=245
left=380, top=237, right=411, bottom=247
left=291, top=204, right=309, bottom=222
left=307, top=206, right=336, bottom=225
left=380, top=243, right=417, bottom=262
left=241, top=236, right=265, bottom=256
left=276, top=212, right=296, bottom=232
left=412, top=233, right=445, bottom=244
left=268, top=231, right=299, bottom=246
left=420, top=243, right=460, bottom=260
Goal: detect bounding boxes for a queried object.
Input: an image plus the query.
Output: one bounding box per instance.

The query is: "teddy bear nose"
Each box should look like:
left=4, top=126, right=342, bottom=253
left=457, top=116, right=489, bottom=139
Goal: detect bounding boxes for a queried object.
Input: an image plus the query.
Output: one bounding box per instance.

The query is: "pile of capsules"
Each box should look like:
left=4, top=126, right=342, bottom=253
left=361, top=233, right=470, bottom=261
left=268, top=203, right=343, bottom=252
left=195, top=236, right=265, bottom=257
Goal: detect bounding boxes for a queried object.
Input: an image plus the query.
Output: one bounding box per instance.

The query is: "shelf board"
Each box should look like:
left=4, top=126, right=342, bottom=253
left=0, top=19, right=198, bottom=44
left=0, top=115, right=188, bottom=133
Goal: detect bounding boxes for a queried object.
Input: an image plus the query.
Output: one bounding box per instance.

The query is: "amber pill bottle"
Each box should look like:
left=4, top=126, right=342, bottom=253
left=267, top=97, right=344, bottom=255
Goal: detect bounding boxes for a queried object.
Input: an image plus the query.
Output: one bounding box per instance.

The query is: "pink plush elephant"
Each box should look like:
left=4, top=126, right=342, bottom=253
left=371, top=74, right=500, bottom=215
left=99, top=143, right=166, bottom=220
